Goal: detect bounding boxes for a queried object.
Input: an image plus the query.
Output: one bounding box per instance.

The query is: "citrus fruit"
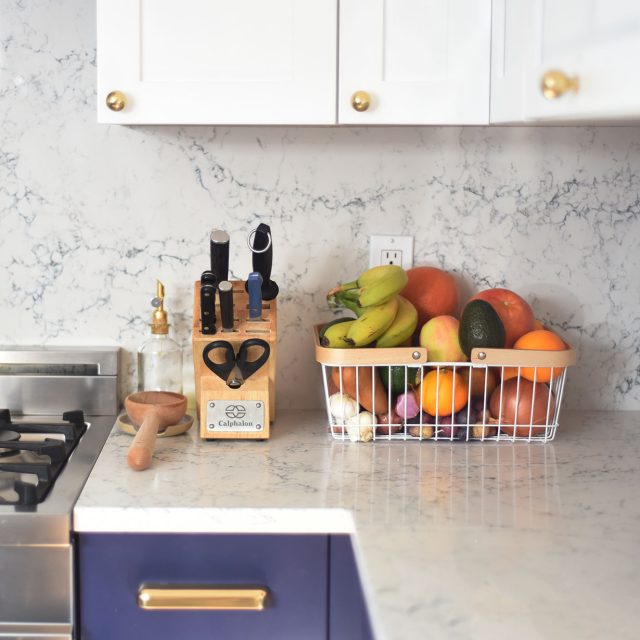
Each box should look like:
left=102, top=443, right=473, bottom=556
left=460, top=367, right=498, bottom=397
left=469, top=288, right=535, bottom=348
left=513, top=329, right=566, bottom=383
left=378, top=366, right=418, bottom=394
left=418, top=369, right=467, bottom=417
left=402, top=267, right=459, bottom=326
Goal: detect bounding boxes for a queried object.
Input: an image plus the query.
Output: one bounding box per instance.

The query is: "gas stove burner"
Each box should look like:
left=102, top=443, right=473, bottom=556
left=0, top=409, right=87, bottom=506
left=0, top=429, right=20, bottom=457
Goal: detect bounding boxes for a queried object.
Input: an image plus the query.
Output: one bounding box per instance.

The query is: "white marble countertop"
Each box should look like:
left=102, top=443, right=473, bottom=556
left=75, top=410, right=640, bottom=640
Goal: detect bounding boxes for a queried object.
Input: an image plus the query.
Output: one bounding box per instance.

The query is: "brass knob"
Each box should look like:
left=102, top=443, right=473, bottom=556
left=351, top=90, right=371, bottom=112
left=540, top=70, right=579, bottom=100
left=106, top=90, right=127, bottom=112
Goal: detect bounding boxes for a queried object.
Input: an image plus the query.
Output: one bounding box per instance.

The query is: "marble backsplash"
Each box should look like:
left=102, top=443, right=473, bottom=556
left=1, top=1, right=639, bottom=411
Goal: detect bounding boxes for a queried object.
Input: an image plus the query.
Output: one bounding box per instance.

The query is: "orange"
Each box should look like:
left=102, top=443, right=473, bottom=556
left=513, top=329, right=566, bottom=383
left=418, top=369, right=467, bottom=416
left=501, top=366, right=520, bottom=381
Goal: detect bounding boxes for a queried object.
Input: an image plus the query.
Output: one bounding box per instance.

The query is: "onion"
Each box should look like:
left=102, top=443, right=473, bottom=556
left=395, top=391, right=420, bottom=420
left=377, top=411, right=402, bottom=435
left=434, top=414, right=458, bottom=439
left=489, top=378, right=555, bottom=437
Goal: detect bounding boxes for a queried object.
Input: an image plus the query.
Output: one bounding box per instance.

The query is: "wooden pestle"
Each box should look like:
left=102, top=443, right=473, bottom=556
left=125, top=391, right=187, bottom=471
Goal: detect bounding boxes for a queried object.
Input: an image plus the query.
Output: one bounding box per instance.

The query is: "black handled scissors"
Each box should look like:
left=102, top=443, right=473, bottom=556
left=202, top=339, right=270, bottom=389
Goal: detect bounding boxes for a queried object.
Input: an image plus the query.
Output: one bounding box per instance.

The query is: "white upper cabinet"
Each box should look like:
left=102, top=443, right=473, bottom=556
left=494, top=0, right=640, bottom=122
left=526, top=0, right=640, bottom=121
left=339, top=0, right=491, bottom=125
left=97, top=0, right=492, bottom=125
left=490, top=1, right=530, bottom=123
left=97, top=0, right=337, bottom=124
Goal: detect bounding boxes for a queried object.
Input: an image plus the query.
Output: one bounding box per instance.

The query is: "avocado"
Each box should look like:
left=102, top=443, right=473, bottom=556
left=378, top=366, right=419, bottom=394
left=458, top=299, right=506, bottom=357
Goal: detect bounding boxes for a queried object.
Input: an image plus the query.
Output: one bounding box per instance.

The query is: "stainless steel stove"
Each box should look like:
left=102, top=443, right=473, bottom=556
left=0, top=347, right=118, bottom=640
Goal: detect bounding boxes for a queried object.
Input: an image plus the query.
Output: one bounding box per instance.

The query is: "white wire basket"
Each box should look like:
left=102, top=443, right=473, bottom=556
left=314, top=325, right=576, bottom=443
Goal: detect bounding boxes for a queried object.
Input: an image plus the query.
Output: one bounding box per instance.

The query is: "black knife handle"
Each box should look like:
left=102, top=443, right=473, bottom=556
left=248, top=223, right=279, bottom=301
left=200, top=270, right=218, bottom=288
left=218, top=281, right=234, bottom=331
left=210, top=230, right=230, bottom=283
left=200, top=283, right=217, bottom=335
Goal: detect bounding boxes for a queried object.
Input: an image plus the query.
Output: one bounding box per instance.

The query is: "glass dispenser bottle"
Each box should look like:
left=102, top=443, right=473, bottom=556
left=137, top=280, right=183, bottom=393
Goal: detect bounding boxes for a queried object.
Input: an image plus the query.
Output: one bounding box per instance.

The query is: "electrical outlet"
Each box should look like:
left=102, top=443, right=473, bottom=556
left=369, top=235, right=413, bottom=269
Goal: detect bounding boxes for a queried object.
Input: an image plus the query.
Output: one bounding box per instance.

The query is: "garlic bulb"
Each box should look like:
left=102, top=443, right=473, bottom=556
left=329, top=393, right=359, bottom=422
left=345, top=411, right=375, bottom=443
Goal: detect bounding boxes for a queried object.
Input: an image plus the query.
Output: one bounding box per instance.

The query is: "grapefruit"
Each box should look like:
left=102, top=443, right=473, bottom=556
left=402, top=267, right=459, bottom=327
left=469, top=288, right=535, bottom=348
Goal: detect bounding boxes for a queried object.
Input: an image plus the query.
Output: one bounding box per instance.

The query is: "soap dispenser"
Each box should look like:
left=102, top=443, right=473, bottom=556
left=137, top=280, right=183, bottom=393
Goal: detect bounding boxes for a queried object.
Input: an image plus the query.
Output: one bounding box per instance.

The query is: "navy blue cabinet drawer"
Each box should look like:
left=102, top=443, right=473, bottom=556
left=77, top=533, right=328, bottom=640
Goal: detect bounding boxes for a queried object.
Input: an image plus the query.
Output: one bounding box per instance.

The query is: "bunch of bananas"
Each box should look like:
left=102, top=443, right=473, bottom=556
left=322, top=265, right=418, bottom=348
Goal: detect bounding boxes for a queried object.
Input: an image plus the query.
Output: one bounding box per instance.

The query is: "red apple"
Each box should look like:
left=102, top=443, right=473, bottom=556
left=469, top=288, right=535, bottom=348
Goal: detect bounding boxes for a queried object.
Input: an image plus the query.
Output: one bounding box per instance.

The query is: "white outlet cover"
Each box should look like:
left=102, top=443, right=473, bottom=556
left=369, top=235, right=413, bottom=269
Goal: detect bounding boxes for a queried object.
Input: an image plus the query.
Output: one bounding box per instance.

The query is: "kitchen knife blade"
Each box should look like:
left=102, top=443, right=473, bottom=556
left=247, top=272, right=263, bottom=321
left=200, top=282, right=216, bottom=335
left=210, top=230, right=230, bottom=283
left=218, top=281, right=234, bottom=332
left=245, top=223, right=279, bottom=300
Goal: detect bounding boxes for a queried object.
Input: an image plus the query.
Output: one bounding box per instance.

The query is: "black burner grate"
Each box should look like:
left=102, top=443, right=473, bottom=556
left=0, top=409, right=86, bottom=507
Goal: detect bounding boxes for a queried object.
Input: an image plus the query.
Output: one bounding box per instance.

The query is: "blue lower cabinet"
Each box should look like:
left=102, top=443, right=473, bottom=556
left=329, top=536, right=374, bottom=640
left=77, top=533, right=328, bottom=640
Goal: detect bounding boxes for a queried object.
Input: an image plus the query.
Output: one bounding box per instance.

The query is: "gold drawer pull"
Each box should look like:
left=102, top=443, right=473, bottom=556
left=351, top=90, right=371, bottom=112
left=540, top=70, right=579, bottom=100
left=138, top=585, right=269, bottom=611
left=106, top=90, right=127, bottom=112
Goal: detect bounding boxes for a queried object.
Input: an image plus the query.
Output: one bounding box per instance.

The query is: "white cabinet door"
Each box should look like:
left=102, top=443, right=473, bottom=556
left=490, top=0, right=531, bottom=123
left=525, top=0, right=640, bottom=121
left=97, top=0, right=337, bottom=124
left=338, top=0, right=491, bottom=125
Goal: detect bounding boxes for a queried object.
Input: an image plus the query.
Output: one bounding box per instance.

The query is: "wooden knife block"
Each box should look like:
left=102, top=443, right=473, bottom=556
left=192, top=281, right=276, bottom=439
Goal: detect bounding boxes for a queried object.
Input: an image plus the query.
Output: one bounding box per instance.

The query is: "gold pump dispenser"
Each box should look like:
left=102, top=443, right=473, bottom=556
left=150, top=280, right=169, bottom=335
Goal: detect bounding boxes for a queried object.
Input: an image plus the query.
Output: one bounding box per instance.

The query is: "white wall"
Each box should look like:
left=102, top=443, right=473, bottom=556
left=1, top=1, right=639, bottom=410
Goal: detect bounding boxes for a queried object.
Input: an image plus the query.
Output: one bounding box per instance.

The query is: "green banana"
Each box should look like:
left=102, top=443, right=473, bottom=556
left=375, top=295, right=418, bottom=348
left=327, top=265, right=408, bottom=309
left=334, top=291, right=366, bottom=318
left=345, top=296, right=399, bottom=347
left=320, top=319, right=355, bottom=348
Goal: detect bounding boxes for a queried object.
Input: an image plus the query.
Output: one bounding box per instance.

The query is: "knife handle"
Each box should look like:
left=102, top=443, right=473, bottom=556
left=218, top=281, right=234, bottom=331
left=250, top=223, right=279, bottom=301
left=210, top=230, right=230, bottom=283
left=200, top=283, right=217, bottom=335
left=200, top=270, right=218, bottom=288
left=247, top=272, right=263, bottom=320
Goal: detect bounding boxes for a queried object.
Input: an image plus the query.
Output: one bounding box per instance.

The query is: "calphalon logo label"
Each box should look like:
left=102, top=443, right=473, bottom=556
left=207, top=400, right=264, bottom=432
left=225, top=405, right=246, bottom=419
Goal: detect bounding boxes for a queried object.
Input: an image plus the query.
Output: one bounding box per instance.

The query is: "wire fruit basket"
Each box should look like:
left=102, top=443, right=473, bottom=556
left=314, top=325, right=576, bottom=443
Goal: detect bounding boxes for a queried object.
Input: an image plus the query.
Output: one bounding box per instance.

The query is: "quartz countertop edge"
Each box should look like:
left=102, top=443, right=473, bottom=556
left=74, top=409, right=640, bottom=640
left=73, top=505, right=355, bottom=534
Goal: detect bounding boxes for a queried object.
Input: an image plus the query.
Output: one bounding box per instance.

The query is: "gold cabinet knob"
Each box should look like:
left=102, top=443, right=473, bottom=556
left=351, top=90, right=371, bottom=112
left=106, top=90, right=127, bottom=112
left=540, top=70, right=579, bottom=100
